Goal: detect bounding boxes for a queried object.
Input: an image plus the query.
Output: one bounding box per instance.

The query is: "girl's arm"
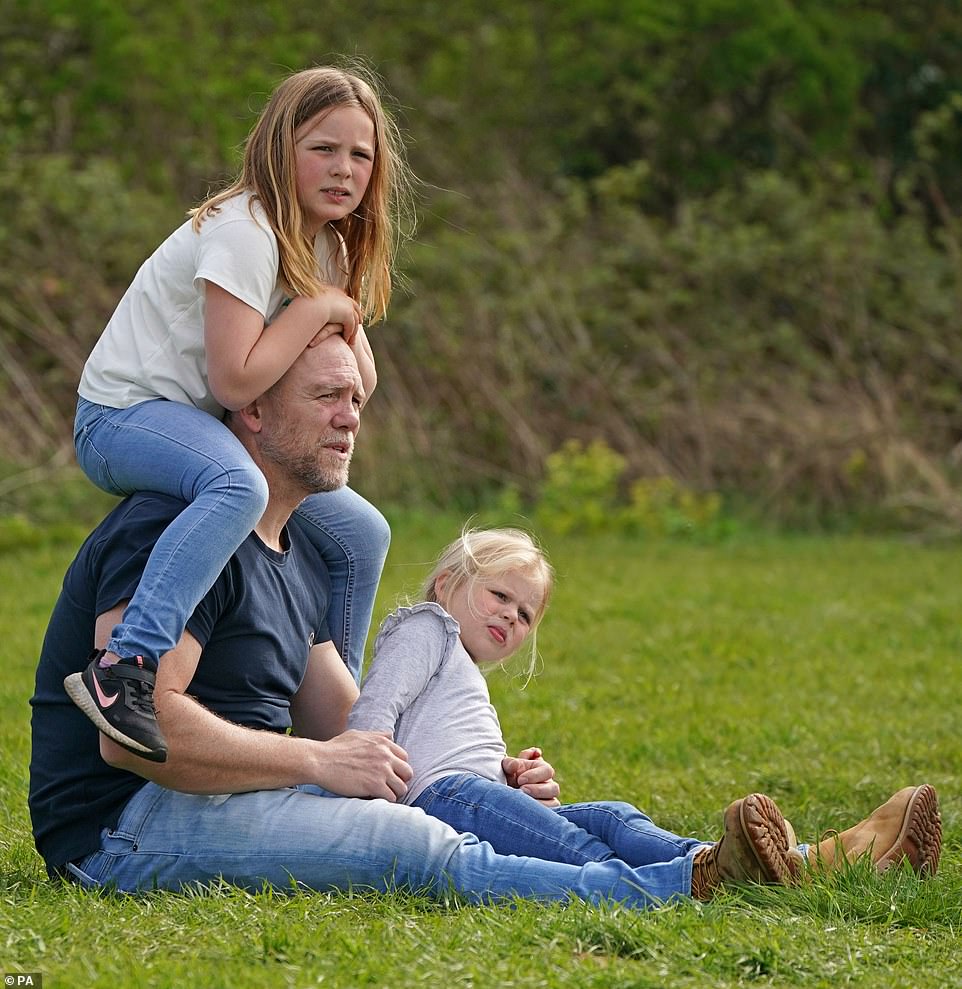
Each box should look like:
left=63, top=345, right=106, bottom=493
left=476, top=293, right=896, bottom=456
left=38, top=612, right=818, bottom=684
left=307, top=323, right=377, bottom=400
left=204, top=281, right=362, bottom=411
left=351, top=326, right=377, bottom=400
left=347, top=611, right=448, bottom=733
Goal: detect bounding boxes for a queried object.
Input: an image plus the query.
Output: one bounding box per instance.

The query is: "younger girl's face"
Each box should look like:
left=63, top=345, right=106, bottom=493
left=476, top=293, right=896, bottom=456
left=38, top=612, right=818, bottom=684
left=294, top=105, right=376, bottom=235
left=439, top=570, right=544, bottom=665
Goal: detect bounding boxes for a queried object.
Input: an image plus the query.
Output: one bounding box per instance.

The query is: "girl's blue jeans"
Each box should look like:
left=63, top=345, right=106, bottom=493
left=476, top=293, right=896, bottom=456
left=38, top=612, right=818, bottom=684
left=414, top=773, right=705, bottom=872
left=66, top=781, right=699, bottom=907
left=74, top=397, right=389, bottom=681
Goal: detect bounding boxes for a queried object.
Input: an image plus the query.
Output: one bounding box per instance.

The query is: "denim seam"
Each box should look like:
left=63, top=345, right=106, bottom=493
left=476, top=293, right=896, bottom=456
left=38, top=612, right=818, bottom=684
left=293, top=506, right=357, bottom=665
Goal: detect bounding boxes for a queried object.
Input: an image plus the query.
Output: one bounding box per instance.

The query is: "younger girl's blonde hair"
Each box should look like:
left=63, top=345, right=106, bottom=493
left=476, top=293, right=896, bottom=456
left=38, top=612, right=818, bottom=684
left=423, top=527, right=554, bottom=679
left=191, top=63, right=415, bottom=322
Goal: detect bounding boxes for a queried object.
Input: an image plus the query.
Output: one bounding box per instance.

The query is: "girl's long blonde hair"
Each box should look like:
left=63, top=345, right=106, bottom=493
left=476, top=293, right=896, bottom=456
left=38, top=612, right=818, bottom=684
left=423, top=527, right=554, bottom=679
left=191, top=63, right=414, bottom=322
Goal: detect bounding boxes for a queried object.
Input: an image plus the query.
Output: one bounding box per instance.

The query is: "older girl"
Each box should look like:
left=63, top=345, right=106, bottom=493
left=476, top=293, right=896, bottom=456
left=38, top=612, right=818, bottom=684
left=66, top=65, right=413, bottom=761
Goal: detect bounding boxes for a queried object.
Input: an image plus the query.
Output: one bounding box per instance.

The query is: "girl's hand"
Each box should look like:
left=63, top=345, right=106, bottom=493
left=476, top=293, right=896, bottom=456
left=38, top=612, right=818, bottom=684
left=502, top=747, right=561, bottom=807
left=307, top=322, right=348, bottom=349
left=317, top=287, right=363, bottom=345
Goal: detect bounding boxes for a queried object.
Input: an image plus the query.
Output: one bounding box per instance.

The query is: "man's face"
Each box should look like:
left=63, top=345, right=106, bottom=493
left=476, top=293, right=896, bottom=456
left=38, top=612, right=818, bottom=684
left=257, top=337, right=363, bottom=494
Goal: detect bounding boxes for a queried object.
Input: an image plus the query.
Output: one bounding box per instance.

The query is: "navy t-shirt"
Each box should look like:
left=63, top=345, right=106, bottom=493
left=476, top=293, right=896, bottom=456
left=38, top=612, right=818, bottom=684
left=28, top=493, right=332, bottom=873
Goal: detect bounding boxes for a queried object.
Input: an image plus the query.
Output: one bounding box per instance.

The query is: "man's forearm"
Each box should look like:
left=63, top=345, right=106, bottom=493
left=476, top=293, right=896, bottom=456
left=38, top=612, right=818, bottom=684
left=102, top=690, right=324, bottom=794
left=96, top=610, right=412, bottom=800
left=103, top=689, right=415, bottom=801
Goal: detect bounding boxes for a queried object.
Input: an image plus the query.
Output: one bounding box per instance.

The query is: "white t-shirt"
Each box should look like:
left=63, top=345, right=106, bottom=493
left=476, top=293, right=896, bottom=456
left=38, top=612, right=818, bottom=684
left=79, top=192, right=345, bottom=416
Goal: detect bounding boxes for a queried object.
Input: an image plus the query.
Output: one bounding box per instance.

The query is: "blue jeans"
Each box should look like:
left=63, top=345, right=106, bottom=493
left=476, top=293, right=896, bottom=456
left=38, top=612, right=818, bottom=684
left=415, top=774, right=704, bottom=869
left=74, top=398, right=389, bottom=680
left=65, top=782, right=700, bottom=908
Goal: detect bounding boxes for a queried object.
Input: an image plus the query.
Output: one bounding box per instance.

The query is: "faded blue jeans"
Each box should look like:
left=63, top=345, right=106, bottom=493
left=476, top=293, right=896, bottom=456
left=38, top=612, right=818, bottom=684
left=64, top=781, right=698, bottom=908
left=74, top=397, right=389, bottom=681
left=414, top=773, right=705, bottom=871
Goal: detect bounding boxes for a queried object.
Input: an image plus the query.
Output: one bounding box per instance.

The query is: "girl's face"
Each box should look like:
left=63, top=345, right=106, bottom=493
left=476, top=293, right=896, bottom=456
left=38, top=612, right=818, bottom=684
left=294, top=105, right=376, bottom=235
left=438, top=569, right=544, bottom=666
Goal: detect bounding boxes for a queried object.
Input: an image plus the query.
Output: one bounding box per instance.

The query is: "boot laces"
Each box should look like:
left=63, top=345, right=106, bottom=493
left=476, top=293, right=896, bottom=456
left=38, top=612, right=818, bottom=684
left=691, top=843, right=721, bottom=900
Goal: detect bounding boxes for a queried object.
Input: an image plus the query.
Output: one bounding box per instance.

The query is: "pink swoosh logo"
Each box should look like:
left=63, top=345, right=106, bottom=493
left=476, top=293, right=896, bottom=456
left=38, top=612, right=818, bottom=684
left=92, top=673, right=119, bottom=709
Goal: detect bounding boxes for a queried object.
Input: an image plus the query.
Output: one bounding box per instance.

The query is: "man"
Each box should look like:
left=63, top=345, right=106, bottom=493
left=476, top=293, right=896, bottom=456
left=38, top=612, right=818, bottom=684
left=29, top=336, right=940, bottom=904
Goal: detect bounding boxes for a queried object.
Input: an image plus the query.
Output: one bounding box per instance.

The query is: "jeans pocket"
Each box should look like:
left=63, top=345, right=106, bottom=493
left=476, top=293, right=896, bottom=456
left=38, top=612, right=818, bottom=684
left=74, top=410, right=125, bottom=494
left=70, top=840, right=123, bottom=890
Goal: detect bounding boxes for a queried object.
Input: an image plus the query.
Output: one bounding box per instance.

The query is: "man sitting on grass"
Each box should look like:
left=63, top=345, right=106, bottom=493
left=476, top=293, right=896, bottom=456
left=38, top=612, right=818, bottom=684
left=28, top=334, right=941, bottom=905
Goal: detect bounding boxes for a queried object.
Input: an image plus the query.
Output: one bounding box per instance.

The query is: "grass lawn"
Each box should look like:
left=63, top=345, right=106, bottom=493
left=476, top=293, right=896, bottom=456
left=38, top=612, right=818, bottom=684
left=0, top=511, right=960, bottom=988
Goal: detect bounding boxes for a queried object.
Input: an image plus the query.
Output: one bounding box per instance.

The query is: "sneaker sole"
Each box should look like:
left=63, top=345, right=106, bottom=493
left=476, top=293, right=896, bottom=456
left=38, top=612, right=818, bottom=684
left=63, top=671, right=168, bottom=763
left=736, top=793, right=799, bottom=885
left=875, top=784, right=941, bottom=876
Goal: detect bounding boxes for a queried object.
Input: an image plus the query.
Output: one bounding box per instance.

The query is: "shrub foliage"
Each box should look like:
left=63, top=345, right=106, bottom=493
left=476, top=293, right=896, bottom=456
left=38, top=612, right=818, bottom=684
left=1, top=0, right=961, bottom=527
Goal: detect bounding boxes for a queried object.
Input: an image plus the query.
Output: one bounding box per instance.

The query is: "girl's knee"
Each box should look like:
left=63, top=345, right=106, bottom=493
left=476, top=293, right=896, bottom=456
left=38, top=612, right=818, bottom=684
left=244, top=464, right=270, bottom=507
left=234, top=464, right=270, bottom=516
left=299, top=490, right=392, bottom=556
left=366, top=501, right=391, bottom=554
left=346, top=491, right=391, bottom=554
left=201, top=461, right=269, bottom=518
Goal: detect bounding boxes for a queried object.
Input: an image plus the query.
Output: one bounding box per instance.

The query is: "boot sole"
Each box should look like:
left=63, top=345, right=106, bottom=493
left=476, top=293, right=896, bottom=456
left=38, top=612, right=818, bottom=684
left=735, top=793, right=799, bottom=885
left=875, top=784, right=941, bottom=876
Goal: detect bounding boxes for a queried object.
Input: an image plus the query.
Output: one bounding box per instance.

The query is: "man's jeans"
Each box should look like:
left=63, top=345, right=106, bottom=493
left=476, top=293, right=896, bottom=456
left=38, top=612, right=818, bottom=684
left=415, top=773, right=705, bottom=871
left=65, top=782, right=700, bottom=909
left=74, top=397, right=389, bottom=680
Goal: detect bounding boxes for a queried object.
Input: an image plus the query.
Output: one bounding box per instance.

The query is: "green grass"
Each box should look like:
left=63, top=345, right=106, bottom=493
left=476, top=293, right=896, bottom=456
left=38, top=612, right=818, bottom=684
left=1, top=514, right=961, bottom=988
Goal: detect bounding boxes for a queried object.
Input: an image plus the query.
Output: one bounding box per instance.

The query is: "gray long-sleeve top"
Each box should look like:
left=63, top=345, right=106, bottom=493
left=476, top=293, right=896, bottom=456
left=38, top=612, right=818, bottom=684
left=347, top=603, right=508, bottom=803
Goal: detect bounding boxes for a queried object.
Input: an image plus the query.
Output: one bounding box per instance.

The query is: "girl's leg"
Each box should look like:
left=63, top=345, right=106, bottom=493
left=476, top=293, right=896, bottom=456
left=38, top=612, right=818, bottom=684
left=414, top=775, right=702, bottom=869
left=556, top=801, right=705, bottom=867
left=290, top=489, right=390, bottom=682
left=74, top=398, right=269, bottom=663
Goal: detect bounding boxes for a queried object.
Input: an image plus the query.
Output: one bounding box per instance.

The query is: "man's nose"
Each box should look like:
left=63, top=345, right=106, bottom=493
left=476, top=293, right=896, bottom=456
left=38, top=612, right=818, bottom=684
left=332, top=403, right=360, bottom=431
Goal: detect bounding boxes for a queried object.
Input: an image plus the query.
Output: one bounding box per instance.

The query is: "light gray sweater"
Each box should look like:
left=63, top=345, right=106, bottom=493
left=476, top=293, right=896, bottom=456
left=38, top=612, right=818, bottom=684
left=347, top=603, right=508, bottom=803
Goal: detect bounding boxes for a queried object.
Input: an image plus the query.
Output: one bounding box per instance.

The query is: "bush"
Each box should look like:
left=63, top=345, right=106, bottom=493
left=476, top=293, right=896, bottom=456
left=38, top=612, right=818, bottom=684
left=532, top=439, right=730, bottom=540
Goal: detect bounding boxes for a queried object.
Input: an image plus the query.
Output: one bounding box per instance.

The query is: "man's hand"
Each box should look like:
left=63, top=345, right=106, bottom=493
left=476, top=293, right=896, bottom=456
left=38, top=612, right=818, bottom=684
left=502, top=747, right=561, bottom=808
left=316, top=730, right=413, bottom=802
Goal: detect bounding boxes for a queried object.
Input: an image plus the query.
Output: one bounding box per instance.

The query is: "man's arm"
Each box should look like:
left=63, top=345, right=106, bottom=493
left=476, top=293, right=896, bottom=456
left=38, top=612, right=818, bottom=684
left=289, top=639, right=358, bottom=741
left=96, top=606, right=411, bottom=800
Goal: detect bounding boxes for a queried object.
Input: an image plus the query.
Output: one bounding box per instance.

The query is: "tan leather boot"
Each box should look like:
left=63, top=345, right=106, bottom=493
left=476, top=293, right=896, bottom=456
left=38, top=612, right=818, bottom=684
left=691, top=793, right=799, bottom=900
left=808, top=784, right=941, bottom=876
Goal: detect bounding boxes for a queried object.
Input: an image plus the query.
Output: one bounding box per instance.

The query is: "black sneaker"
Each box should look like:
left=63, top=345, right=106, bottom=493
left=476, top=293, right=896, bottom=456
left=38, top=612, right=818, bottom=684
left=64, top=650, right=168, bottom=763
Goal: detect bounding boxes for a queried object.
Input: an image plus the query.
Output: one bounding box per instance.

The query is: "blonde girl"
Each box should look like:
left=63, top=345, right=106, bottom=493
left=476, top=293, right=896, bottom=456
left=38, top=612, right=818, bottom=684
left=348, top=527, right=941, bottom=898
left=66, top=65, right=413, bottom=762
left=348, top=527, right=760, bottom=894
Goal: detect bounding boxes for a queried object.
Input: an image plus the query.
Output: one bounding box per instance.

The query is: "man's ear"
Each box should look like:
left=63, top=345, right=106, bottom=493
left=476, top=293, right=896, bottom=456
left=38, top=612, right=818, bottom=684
left=235, top=397, right=264, bottom=434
